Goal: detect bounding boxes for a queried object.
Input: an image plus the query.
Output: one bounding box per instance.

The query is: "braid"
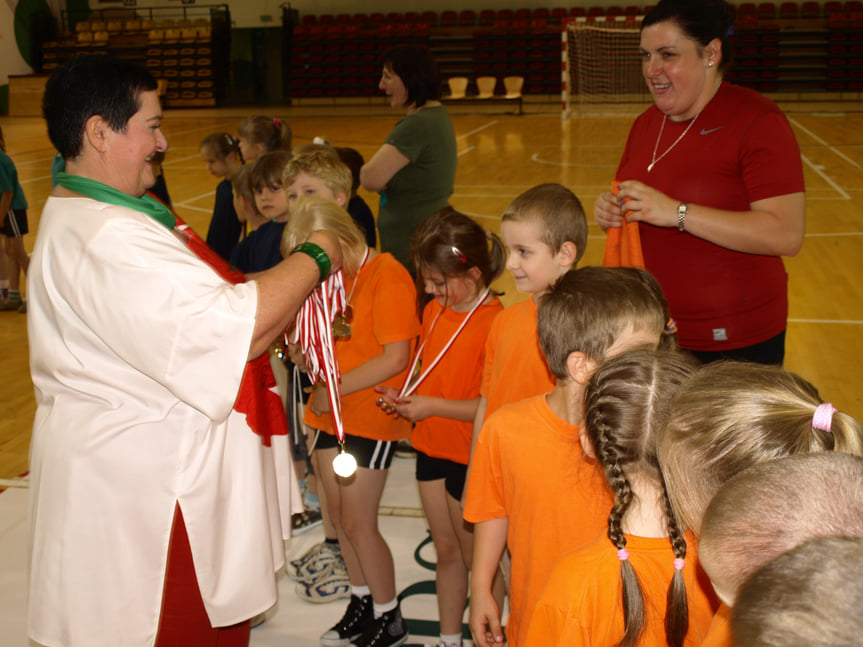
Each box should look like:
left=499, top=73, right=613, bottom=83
left=662, top=480, right=690, bottom=647
left=588, top=393, right=646, bottom=647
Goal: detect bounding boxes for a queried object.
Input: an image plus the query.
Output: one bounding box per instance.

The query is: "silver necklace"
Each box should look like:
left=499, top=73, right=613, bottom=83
left=648, top=111, right=702, bottom=172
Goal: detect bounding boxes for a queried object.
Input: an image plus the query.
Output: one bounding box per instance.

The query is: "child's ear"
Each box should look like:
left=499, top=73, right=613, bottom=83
left=566, top=351, right=598, bottom=385
left=578, top=425, right=595, bottom=458
left=335, top=190, right=347, bottom=208
left=467, top=266, right=482, bottom=282
left=556, top=241, right=578, bottom=268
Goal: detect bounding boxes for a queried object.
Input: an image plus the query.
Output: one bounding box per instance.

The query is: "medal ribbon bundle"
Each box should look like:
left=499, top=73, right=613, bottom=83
left=290, top=270, right=357, bottom=476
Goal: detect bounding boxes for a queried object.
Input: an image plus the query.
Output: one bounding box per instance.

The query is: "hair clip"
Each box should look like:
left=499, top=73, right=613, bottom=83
left=812, top=402, right=837, bottom=432
left=617, top=548, right=630, bottom=561
left=451, top=246, right=467, bottom=263
left=273, top=117, right=281, bottom=128
left=673, top=558, right=685, bottom=571
left=665, top=318, right=678, bottom=334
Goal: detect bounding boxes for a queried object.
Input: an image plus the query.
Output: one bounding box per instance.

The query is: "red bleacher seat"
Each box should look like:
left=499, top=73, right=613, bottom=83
left=824, top=1, right=842, bottom=12
left=318, top=14, right=335, bottom=25
left=625, top=5, right=643, bottom=15
left=738, top=2, right=758, bottom=14
left=301, top=15, right=316, bottom=25
left=479, top=9, right=496, bottom=25
left=459, top=10, right=477, bottom=25
left=607, top=5, right=625, bottom=16
left=550, top=7, right=568, bottom=22
left=352, top=13, right=368, bottom=25
left=845, top=1, right=863, bottom=10
left=335, top=13, right=351, bottom=24
left=420, top=11, right=437, bottom=25
left=757, top=2, right=776, bottom=18
left=534, top=8, right=550, bottom=20
left=386, top=12, right=403, bottom=22
left=440, top=10, right=457, bottom=26
left=779, top=2, right=799, bottom=16
left=588, top=6, right=606, bottom=17
left=515, top=8, right=532, bottom=20
left=801, top=1, right=821, bottom=16
left=497, top=9, right=514, bottom=21
left=570, top=7, right=587, bottom=17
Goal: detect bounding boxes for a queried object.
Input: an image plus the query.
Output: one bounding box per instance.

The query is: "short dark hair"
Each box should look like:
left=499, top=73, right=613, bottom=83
left=642, top=0, right=736, bottom=73
left=381, top=44, right=442, bottom=108
left=43, top=55, right=158, bottom=160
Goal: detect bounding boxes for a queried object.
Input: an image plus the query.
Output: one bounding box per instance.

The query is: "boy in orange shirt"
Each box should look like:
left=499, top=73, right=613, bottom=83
left=464, top=267, right=670, bottom=647
left=472, top=183, right=587, bottom=429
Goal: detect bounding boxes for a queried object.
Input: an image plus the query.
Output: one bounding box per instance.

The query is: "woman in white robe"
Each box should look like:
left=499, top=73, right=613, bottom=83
left=27, top=55, right=341, bottom=647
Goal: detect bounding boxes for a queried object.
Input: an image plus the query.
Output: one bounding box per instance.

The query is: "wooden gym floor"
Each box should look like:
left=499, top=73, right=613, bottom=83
left=2, top=99, right=863, bottom=484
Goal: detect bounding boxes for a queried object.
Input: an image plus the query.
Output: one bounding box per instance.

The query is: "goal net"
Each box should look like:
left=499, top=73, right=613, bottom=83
left=562, top=17, right=652, bottom=118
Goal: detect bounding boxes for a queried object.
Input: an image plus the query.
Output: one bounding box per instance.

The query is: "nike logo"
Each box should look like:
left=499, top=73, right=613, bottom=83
left=700, top=127, right=722, bottom=135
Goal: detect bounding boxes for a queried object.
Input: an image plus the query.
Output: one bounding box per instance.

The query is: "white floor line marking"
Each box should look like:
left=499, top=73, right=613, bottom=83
left=529, top=152, right=617, bottom=168
left=175, top=190, right=215, bottom=206
left=458, top=120, right=498, bottom=139
left=161, top=152, right=209, bottom=166
left=790, top=117, right=863, bottom=170
left=0, top=479, right=28, bottom=489
left=175, top=204, right=212, bottom=214
left=801, top=153, right=850, bottom=200
left=789, top=318, right=863, bottom=324
left=458, top=145, right=476, bottom=157
left=805, top=231, right=863, bottom=237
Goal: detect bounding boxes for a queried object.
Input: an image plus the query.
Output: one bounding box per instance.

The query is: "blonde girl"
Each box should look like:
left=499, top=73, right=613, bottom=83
left=658, top=360, right=863, bottom=647
left=200, top=132, right=243, bottom=261
left=376, top=207, right=505, bottom=647
left=283, top=196, right=419, bottom=647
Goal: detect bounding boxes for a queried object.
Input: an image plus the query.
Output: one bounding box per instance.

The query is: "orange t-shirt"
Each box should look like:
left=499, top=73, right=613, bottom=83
left=410, top=296, right=503, bottom=464
left=524, top=532, right=719, bottom=647
left=480, top=298, right=555, bottom=420
left=304, top=253, right=420, bottom=441
left=700, top=603, right=733, bottom=647
left=463, top=395, right=613, bottom=646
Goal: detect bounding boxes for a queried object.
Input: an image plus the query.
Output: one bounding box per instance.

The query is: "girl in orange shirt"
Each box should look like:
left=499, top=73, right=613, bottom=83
left=376, top=207, right=505, bottom=647
left=525, top=349, right=718, bottom=647
left=283, top=196, right=420, bottom=647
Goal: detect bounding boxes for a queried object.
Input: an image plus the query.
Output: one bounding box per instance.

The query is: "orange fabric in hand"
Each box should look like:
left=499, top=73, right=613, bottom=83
left=601, top=181, right=645, bottom=269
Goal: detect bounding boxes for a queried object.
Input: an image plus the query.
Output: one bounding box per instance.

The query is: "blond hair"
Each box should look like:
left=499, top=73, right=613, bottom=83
left=282, top=146, right=352, bottom=200
left=502, top=183, right=587, bottom=265
left=659, top=361, right=863, bottom=534
left=537, top=267, right=667, bottom=379
left=700, top=452, right=863, bottom=603
left=732, top=536, right=863, bottom=647
left=282, top=196, right=366, bottom=275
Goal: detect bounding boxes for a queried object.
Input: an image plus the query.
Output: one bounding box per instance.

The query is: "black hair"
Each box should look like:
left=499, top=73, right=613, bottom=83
left=380, top=44, right=442, bottom=108
left=642, top=0, right=736, bottom=72
left=43, top=55, right=158, bottom=160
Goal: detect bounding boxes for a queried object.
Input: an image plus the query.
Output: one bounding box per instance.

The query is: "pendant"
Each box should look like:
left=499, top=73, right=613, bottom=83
left=333, top=303, right=354, bottom=338
left=647, top=161, right=655, bottom=172
left=332, top=314, right=351, bottom=339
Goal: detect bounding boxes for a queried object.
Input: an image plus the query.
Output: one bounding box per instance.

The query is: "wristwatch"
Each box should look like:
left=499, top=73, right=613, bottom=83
left=677, top=202, right=688, bottom=232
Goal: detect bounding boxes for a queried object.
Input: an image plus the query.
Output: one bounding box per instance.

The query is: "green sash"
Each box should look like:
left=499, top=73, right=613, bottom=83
left=56, top=172, right=176, bottom=230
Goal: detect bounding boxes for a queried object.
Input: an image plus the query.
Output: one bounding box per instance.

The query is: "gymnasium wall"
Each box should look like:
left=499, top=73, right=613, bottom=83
left=0, top=0, right=55, bottom=114
left=85, top=0, right=649, bottom=29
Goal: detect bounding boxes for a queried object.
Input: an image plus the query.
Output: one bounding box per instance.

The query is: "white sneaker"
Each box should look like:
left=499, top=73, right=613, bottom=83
left=295, top=559, right=351, bottom=603
left=287, top=541, right=341, bottom=582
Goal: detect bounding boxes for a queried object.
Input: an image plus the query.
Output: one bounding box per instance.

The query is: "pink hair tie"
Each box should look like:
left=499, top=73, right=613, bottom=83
left=673, top=558, right=685, bottom=571
left=617, top=548, right=630, bottom=561
left=813, top=403, right=837, bottom=432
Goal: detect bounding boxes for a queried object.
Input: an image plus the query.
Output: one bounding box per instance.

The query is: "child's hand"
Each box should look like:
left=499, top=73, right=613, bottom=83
left=308, top=384, right=331, bottom=415
left=389, top=395, right=432, bottom=422
left=286, top=342, right=307, bottom=370
left=374, top=385, right=401, bottom=418
left=469, top=592, right=504, bottom=647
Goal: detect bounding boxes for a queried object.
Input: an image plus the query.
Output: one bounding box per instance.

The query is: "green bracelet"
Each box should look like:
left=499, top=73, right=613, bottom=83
left=291, top=242, right=331, bottom=283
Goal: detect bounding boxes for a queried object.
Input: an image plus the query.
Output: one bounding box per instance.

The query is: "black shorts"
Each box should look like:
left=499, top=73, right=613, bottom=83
left=314, top=429, right=396, bottom=471
left=2, top=209, right=28, bottom=237
left=415, top=449, right=468, bottom=500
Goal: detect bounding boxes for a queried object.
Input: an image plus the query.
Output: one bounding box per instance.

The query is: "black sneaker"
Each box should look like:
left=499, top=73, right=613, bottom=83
left=320, top=594, right=374, bottom=647
left=349, top=606, right=408, bottom=647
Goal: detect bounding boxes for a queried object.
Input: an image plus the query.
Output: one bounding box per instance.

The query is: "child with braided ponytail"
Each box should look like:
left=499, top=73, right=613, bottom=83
left=525, top=348, right=718, bottom=647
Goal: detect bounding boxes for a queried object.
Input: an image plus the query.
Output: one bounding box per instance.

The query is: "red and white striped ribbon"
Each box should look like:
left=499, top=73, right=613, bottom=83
left=289, top=270, right=347, bottom=442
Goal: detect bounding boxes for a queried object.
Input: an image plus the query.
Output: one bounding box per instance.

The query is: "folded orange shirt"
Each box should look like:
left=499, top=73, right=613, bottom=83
left=601, top=181, right=645, bottom=269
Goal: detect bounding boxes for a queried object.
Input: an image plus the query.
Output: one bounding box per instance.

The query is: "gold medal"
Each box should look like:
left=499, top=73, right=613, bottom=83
left=332, top=314, right=351, bottom=338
